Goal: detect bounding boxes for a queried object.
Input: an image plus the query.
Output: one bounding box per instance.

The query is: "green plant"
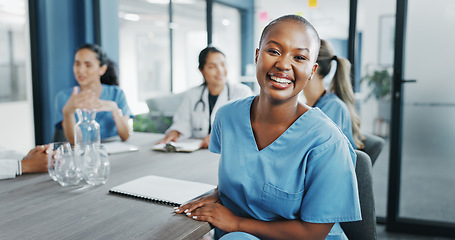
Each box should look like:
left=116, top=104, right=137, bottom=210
left=133, top=112, right=172, bottom=133
left=363, top=69, right=392, bottom=101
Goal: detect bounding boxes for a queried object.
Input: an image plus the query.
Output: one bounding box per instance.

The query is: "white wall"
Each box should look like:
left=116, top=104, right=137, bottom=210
left=254, top=0, right=350, bottom=47
left=0, top=102, right=35, bottom=154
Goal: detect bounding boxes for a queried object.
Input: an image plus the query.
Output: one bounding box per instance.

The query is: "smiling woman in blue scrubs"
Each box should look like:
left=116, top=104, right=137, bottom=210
left=175, top=15, right=361, bottom=240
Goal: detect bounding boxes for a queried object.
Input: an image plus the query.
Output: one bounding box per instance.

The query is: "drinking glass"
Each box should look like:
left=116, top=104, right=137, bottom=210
left=47, top=142, right=71, bottom=181
left=81, top=144, right=110, bottom=185
left=54, top=143, right=81, bottom=187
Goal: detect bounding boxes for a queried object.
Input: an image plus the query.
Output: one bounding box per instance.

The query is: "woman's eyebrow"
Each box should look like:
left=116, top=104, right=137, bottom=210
left=296, top=47, right=310, bottom=52
left=266, top=40, right=281, bottom=46
left=266, top=40, right=310, bottom=52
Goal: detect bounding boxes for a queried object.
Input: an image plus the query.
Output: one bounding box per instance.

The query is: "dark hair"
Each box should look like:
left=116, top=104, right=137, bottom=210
left=259, top=14, right=321, bottom=51
left=101, top=59, right=119, bottom=86
left=76, top=43, right=119, bottom=86
left=317, top=39, right=364, bottom=149
left=198, top=46, right=225, bottom=70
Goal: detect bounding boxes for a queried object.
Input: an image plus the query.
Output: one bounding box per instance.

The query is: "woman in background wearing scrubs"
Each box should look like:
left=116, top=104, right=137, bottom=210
left=175, top=15, right=360, bottom=240
left=303, top=39, right=364, bottom=149
left=157, top=46, right=253, bottom=148
left=55, top=44, right=133, bottom=145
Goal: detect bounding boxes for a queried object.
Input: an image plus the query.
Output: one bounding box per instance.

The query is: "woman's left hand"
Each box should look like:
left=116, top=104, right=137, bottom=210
left=96, top=99, right=119, bottom=112
left=199, top=134, right=210, bottom=149
left=187, top=203, right=241, bottom=233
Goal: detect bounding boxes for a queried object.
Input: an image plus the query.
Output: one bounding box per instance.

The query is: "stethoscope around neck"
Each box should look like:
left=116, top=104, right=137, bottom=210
left=193, top=83, right=231, bottom=112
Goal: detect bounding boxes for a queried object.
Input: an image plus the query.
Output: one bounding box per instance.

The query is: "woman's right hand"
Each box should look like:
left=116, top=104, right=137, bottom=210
left=157, top=130, right=181, bottom=144
left=174, top=188, right=220, bottom=215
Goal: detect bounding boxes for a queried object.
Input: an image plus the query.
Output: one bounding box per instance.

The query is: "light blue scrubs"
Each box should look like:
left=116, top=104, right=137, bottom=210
left=210, top=96, right=361, bottom=240
left=55, top=84, right=133, bottom=140
left=315, top=92, right=356, bottom=149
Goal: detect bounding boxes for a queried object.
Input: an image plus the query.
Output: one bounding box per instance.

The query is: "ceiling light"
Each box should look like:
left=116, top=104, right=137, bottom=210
left=123, top=13, right=140, bottom=21
left=222, top=19, right=230, bottom=26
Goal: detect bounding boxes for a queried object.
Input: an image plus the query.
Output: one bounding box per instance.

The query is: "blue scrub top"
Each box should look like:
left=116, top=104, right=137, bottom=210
left=210, top=96, right=361, bottom=240
left=55, top=84, right=133, bottom=140
left=315, top=92, right=356, bottom=149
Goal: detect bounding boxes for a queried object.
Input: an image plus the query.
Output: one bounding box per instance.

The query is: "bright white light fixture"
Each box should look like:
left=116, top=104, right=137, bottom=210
left=146, top=0, right=169, bottom=4
left=222, top=19, right=230, bottom=26
left=123, top=13, right=140, bottom=21
left=146, top=0, right=196, bottom=4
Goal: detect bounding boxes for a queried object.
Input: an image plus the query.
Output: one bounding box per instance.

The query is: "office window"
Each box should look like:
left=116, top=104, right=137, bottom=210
left=119, top=0, right=207, bottom=114
left=0, top=0, right=35, bottom=152
left=212, top=3, right=241, bottom=84
left=119, top=0, right=171, bottom=114
left=172, top=0, right=206, bottom=93
left=0, top=0, right=27, bottom=102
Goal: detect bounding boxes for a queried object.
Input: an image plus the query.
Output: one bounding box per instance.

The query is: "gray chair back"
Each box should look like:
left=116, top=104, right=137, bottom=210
left=361, top=132, right=385, bottom=165
left=340, top=150, right=377, bottom=240
left=146, top=92, right=185, bottom=118
left=53, top=126, right=67, bottom=142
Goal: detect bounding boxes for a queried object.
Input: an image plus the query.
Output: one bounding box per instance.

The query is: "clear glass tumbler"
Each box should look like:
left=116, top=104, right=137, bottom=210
left=82, top=144, right=110, bottom=185
left=54, top=143, right=81, bottom=187
left=47, top=142, right=71, bottom=181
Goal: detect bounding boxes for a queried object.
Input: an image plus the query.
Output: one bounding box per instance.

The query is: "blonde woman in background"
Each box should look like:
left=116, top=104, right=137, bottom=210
left=303, top=39, right=364, bottom=149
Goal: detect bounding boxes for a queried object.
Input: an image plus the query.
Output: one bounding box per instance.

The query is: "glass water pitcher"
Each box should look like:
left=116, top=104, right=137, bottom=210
left=74, top=108, right=100, bottom=150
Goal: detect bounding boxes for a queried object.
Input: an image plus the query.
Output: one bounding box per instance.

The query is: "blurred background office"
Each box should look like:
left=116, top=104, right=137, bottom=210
left=0, top=0, right=454, bottom=239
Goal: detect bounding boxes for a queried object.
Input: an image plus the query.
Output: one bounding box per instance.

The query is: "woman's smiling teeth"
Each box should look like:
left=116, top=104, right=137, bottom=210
left=270, top=75, right=292, bottom=84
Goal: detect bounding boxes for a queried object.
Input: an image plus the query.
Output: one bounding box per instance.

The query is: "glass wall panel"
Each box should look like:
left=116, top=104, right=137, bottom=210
left=357, top=0, right=396, bottom=218
left=172, top=0, right=206, bottom=93
left=399, top=0, right=455, bottom=223
left=212, top=3, right=241, bottom=84
left=119, top=0, right=171, bottom=114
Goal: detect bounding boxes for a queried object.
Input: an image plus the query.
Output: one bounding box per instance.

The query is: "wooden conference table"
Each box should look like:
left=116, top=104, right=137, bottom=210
left=0, top=132, right=219, bottom=240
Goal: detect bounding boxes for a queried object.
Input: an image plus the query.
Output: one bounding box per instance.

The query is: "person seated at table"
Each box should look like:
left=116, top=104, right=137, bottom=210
left=55, top=44, right=133, bottom=145
left=157, top=46, right=253, bottom=148
left=175, top=15, right=361, bottom=240
left=0, top=145, right=48, bottom=180
left=302, top=39, right=364, bottom=149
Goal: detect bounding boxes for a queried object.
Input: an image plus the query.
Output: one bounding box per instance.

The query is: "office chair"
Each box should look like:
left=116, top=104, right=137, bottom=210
left=53, top=126, right=67, bottom=142
left=340, top=150, right=377, bottom=240
left=146, top=92, right=185, bottom=118
left=361, top=132, right=385, bottom=165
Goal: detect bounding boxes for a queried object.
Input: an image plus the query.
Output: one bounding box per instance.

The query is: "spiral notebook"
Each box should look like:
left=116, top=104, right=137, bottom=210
left=109, top=175, right=216, bottom=207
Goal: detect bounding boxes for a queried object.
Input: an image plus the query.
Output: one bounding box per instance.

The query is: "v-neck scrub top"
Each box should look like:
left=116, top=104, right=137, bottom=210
left=314, top=92, right=356, bottom=149
left=209, top=96, right=361, bottom=240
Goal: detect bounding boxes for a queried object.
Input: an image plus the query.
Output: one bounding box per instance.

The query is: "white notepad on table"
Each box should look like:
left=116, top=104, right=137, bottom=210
left=102, top=142, right=139, bottom=155
left=109, top=175, right=216, bottom=206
